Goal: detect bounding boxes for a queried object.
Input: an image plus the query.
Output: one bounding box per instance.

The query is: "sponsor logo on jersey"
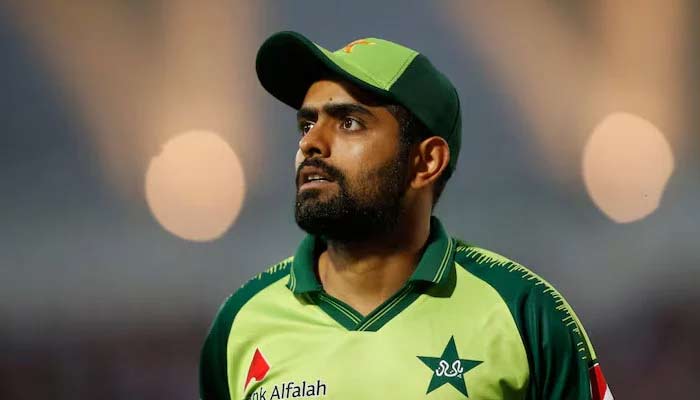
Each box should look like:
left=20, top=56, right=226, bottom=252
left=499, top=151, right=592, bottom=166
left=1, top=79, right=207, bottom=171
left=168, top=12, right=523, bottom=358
left=589, top=363, right=614, bottom=400
left=417, top=336, right=483, bottom=397
left=245, top=348, right=271, bottom=390
left=247, top=380, right=327, bottom=400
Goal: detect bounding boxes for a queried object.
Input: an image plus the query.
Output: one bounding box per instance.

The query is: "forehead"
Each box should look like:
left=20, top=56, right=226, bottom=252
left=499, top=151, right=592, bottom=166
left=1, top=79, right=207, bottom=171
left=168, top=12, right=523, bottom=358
left=301, top=79, right=383, bottom=109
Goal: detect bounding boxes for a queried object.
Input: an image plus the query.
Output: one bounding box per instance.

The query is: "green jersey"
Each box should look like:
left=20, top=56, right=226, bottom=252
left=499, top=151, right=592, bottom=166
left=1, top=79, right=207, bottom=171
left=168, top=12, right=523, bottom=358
left=200, top=218, right=612, bottom=399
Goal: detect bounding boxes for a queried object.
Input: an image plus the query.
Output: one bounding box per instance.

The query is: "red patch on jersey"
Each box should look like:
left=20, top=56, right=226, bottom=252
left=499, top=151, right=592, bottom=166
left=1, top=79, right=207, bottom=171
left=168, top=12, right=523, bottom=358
left=244, top=348, right=270, bottom=390
left=589, top=363, right=613, bottom=400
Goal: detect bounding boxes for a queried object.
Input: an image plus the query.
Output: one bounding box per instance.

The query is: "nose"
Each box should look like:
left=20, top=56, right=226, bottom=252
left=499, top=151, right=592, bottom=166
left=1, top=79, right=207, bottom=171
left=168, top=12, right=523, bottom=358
left=298, top=121, right=331, bottom=159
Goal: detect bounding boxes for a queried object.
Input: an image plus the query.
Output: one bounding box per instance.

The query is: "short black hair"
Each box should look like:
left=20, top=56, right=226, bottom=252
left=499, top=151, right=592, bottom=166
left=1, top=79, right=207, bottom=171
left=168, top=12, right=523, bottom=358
left=386, top=104, right=452, bottom=208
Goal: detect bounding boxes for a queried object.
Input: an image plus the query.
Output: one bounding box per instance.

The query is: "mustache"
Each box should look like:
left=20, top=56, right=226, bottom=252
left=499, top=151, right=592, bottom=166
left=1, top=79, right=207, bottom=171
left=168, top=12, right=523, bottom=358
left=295, top=158, right=345, bottom=187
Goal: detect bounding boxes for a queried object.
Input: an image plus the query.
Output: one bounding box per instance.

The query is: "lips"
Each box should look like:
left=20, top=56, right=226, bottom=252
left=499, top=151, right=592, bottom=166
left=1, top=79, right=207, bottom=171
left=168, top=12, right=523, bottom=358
left=298, top=166, right=335, bottom=191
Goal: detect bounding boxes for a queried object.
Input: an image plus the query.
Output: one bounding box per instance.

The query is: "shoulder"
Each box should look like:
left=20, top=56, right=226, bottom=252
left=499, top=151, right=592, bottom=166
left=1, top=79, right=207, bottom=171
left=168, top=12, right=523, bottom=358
left=452, top=239, right=596, bottom=362
left=211, top=257, right=294, bottom=330
left=199, top=257, right=293, bottom=400
left=454, top=240, right=552, bottom=304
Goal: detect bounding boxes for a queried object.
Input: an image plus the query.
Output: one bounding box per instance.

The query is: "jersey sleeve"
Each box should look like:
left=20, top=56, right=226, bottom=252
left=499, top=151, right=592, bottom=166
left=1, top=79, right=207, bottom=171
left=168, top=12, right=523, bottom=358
left=199, top=296, right=237, bottom=400
left=522, top=286, right=612, bottom=400
left=199, top=258, right=294, bottom=400
left=454, top=244, right=613, bottom=399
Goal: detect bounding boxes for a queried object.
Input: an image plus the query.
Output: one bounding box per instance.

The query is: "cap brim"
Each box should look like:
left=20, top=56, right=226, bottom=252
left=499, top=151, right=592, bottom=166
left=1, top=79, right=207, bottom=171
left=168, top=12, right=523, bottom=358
left=256, top=31, right=392, bottom=110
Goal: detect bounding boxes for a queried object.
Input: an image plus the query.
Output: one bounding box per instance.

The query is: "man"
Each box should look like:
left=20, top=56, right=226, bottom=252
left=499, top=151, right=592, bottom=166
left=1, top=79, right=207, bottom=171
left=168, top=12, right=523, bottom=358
left=200, top=31, right=613, bottom=400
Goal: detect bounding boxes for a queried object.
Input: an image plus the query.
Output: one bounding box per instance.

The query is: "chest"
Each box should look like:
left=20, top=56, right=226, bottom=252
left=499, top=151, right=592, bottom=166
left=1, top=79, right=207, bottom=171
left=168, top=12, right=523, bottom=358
left=230, top=295, right=529, bottom=400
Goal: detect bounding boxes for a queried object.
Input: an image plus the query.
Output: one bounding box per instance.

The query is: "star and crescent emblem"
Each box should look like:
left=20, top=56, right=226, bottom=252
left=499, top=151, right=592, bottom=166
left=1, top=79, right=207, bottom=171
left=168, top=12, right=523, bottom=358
left=417, top=336, right=482, bottom=397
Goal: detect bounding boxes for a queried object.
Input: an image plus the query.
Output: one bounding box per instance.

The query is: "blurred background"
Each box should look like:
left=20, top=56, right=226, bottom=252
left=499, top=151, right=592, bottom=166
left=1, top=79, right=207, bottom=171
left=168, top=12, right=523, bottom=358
left=1, top=1, right=698, bottom=398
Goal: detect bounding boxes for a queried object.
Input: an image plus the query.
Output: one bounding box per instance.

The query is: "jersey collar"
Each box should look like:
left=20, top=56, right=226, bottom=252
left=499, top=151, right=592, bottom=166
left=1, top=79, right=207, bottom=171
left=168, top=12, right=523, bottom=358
left=286, top=217, right=456, bottom=294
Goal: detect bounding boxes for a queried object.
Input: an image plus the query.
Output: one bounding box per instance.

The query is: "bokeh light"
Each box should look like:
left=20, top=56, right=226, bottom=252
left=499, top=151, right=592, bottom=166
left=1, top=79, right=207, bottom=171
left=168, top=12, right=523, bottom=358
left=6, top=1, right=262, bottom=201
left=145, top=130, right=246, bottom=241
left=582, top=112, right=674, bottom=223
left=441, top=0, right=687, bottom=184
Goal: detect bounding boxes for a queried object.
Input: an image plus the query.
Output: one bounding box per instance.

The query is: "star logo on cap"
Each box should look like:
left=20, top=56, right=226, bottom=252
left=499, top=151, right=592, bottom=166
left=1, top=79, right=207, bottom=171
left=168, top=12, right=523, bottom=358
left=342, top=39, right=375, bottom=53
left=417, top=336, right=482, bottom=397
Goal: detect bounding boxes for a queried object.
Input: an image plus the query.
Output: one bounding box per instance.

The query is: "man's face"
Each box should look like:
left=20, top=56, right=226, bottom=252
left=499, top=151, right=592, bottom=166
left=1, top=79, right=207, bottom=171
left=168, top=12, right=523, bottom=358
left=294, top=80, right=411, bottom=241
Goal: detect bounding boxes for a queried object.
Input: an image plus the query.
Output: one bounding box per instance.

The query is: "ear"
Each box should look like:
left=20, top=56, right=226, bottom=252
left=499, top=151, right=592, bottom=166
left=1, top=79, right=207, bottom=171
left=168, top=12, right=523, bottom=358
left=410, top=136, right=450, bottom=190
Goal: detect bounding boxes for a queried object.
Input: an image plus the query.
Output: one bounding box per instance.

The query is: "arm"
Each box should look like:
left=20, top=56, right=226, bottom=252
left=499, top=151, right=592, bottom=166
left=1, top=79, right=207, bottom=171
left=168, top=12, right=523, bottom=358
left=454, top=244, right=613, bottom=399
left=199, top=296, right=237, bottom=400
left=523, top=287, right=613, bottom=400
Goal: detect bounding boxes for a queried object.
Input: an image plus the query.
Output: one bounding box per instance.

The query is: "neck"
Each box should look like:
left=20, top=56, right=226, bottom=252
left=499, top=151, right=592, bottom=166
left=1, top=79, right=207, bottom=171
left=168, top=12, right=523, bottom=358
left=317, top=213, right=431, bottom=316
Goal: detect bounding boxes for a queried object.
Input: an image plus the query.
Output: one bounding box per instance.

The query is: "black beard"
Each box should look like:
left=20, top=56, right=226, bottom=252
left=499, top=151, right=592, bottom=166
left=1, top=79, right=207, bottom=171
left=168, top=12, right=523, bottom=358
left=294, top=154, right=409, bottom=242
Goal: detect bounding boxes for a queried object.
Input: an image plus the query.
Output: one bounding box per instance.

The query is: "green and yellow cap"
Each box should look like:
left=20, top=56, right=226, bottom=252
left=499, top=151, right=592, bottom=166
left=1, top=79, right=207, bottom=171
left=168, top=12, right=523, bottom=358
left=256, top=31, right=462, bottom=174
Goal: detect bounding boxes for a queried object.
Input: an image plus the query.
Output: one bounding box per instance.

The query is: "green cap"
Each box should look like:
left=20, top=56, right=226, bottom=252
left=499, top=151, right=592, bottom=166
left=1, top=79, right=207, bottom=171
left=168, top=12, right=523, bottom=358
left=256, top=31, right=462, bottom=174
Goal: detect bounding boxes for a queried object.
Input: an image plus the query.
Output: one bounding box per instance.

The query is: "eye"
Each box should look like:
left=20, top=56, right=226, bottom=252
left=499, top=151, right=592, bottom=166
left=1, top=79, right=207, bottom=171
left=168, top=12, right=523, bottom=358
left=341, top=117, right=363, bottom=132
left=299, top=121, right=314, bottom=136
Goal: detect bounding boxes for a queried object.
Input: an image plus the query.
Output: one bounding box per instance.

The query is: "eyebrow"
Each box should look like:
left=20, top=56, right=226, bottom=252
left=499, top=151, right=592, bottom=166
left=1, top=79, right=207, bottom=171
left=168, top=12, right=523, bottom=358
left=297, top=103, right=376, bottom=122
left=297, top=107, right=318, bottom=122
